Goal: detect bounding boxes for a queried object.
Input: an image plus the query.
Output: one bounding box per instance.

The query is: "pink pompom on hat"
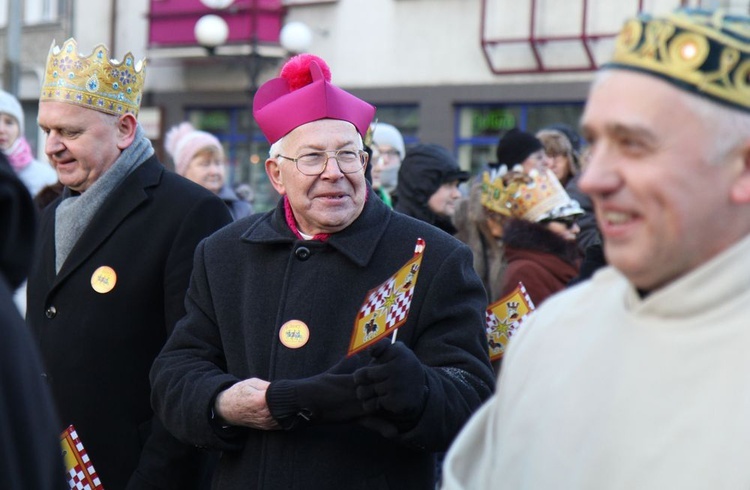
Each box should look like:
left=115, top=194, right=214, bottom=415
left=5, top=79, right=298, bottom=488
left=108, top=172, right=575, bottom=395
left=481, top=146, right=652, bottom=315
left=164, top=122, right=224, bottom=176
left=253, top=54, right=376, bottom=143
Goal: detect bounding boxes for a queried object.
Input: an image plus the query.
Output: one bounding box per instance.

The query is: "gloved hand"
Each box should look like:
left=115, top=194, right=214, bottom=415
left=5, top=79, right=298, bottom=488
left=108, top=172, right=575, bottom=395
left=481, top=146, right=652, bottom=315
left=353, top=340, right=429, bottom=423
left=266, top=353, right=367, bottom=429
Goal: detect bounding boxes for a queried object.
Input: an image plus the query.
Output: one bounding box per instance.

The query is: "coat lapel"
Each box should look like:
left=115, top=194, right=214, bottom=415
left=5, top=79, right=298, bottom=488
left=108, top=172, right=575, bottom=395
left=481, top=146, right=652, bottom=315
left=52, top=157, right=162, bottom=289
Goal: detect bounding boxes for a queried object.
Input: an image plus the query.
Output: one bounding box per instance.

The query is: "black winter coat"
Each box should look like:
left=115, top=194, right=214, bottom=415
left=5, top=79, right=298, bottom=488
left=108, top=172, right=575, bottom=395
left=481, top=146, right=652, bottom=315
left=151, top=191, right=495, bottom=490
left=27, top=156, right=233, bottom=489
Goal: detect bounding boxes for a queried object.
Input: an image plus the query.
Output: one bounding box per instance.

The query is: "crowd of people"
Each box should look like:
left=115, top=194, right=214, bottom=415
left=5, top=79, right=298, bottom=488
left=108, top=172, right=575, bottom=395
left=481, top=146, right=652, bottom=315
left=3, top=6, right=750, bottom=489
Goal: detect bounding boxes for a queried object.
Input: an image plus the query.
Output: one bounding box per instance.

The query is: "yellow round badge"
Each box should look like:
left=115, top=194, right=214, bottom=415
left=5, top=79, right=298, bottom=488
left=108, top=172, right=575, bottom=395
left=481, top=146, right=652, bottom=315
left=279, top=320, right=310, bottom=349
left=91, top=266, right=117, bottom=294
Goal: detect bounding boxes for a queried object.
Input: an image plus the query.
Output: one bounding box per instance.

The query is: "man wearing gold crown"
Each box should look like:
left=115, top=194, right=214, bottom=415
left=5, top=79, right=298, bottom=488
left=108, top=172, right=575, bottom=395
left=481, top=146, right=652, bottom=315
left=442, top=8, right=750, bottom=489
left=25, top=39, right=232, bottom=489
left=150, top=53, right=495, bottom=489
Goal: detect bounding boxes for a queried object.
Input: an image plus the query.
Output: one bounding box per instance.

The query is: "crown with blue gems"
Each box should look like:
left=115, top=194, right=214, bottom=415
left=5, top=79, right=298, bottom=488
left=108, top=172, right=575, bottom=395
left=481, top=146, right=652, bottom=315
left=606, top=8, right=750, bottom=112
left=41, top=38, right=146, bottom=117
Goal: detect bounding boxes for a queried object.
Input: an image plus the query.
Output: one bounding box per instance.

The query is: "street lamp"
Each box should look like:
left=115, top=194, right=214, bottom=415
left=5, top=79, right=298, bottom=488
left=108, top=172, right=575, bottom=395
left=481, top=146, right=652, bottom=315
left=194, top=2, right=314, bottom=210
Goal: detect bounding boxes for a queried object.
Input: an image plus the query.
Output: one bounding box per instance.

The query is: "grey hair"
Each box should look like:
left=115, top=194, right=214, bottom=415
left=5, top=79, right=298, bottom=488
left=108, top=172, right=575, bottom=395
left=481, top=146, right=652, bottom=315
left=591, top=69, right=750, bottom=165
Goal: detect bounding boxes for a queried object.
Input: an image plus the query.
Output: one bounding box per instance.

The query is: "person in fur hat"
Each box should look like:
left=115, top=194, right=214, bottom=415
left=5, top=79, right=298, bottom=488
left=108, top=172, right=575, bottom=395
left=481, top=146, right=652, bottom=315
left=165, top=122, right=253, bottom=220
left=497, top=168, right=583, bottom=306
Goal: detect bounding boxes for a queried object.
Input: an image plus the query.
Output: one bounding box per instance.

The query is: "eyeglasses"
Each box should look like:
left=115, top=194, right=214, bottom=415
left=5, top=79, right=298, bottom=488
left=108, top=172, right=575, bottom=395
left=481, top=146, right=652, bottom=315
left=377, top=149, right=401, bottom=159
left=541, top=216, right=578, bottom=229
left=276, top=149, right=367, bottom=176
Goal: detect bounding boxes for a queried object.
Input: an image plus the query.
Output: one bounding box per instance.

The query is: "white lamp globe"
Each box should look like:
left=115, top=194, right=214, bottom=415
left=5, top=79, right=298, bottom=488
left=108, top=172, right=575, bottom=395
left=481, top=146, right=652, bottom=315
left=280, top=22, right=313, bottom=53
left=195, top=14, right=230, bottom=48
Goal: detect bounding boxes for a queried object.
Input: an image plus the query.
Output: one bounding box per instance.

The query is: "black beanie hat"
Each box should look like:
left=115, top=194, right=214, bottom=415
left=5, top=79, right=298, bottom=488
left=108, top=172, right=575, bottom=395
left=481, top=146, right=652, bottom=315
left=495, top=128, right=544, bottom=167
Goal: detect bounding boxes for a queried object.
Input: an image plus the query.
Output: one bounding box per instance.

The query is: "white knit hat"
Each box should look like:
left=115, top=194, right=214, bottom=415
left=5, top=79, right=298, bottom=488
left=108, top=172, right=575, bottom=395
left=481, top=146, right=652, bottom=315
left=0, top=89, right=24, bottom=134
left=371, top=122, right=405, bottom=160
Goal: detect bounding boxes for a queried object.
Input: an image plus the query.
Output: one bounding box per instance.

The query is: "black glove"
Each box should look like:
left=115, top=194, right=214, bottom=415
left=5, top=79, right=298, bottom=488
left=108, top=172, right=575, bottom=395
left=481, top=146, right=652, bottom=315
left=353, top=340, right=429, bottom=423
left=267, top=354, right=366, bottom=430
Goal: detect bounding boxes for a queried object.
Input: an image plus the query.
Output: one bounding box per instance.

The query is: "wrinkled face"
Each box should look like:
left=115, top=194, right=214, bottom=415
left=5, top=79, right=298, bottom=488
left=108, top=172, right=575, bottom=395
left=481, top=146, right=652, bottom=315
left=39, top=101, right=127, bottom=192
left=371, top=144, right=402, bottom=191
left=0, top=113, right=21, bottom=150
left=266, top=119, right=368, bottom=236
left=184, top=148, right=225, bottom=194
left=580, top=70, right=744, bottom=291
left=427, top=180, right=463, bottom=218
left=547, top=154, right=572, bottom=184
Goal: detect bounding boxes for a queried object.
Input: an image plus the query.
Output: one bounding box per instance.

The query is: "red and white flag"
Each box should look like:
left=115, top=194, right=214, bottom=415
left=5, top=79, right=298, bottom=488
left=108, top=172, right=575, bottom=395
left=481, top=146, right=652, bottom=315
left=486, top=282, right=535, bottom=361
left=348, top=238, right=425, bottom=356
left=61, top=425, right=104, bottom=490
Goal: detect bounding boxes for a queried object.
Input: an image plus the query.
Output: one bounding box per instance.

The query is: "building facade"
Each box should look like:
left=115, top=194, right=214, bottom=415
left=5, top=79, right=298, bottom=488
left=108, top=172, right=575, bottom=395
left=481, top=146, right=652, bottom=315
left=0, top=0, right=742, bottom=211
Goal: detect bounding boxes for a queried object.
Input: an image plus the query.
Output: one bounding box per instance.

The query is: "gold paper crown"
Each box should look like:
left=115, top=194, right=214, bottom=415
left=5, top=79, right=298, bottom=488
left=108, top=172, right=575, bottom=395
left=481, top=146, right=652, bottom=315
left=479, top=171, right=515, bottom=216
left=608, top=8, right=750, bottom=112
left=504, top=168, right=572, bottom=222
left=41, top=38, right=146, bottom=117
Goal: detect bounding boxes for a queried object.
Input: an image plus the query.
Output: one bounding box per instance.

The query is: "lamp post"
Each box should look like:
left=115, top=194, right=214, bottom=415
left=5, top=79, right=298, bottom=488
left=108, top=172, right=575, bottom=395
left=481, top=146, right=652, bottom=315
left=194, top=1, right=313, bottom=209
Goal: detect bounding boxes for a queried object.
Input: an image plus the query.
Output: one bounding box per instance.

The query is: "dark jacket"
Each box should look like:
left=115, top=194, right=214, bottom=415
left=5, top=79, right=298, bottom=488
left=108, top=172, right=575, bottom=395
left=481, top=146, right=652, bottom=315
left=151, top=191, right=495, bottom=490
left=0, top=158, right=67, bottom=490
left=499, top=218, right=581, bottom=306
left=217, top=185, right=253, bottom=221
left=394, top=144, right=468, bottom=234
left=27, top=155, right=233, bottom=490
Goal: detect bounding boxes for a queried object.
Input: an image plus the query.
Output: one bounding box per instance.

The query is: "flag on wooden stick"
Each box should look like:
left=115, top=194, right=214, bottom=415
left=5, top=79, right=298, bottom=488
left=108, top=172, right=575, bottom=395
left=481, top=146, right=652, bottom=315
left=61, top=425, right=104, bottom=490
left=486, top=282, right=535, bottom=361
left=348, top=238, right=425, bottom=356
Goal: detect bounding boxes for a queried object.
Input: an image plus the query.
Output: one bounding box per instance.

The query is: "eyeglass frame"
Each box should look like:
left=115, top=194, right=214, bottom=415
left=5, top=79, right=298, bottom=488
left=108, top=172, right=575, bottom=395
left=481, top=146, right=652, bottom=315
left=275, top=149, right=369, bottom=176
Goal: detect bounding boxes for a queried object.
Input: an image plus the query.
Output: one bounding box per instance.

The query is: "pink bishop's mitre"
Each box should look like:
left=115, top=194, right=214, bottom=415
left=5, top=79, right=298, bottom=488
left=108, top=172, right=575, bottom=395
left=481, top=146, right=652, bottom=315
left=252, top=54, right=376, bottom=144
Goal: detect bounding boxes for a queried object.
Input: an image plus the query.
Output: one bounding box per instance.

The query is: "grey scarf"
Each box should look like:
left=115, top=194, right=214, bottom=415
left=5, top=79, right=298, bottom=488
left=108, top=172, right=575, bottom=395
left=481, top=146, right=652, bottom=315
left=55, top=124, right=154, bottom=273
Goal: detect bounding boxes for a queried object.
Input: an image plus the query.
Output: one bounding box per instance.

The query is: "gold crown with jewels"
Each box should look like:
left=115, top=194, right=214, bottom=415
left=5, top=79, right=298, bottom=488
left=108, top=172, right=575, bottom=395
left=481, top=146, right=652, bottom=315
left=607, top=8, right=750, bottom=112
left=479, top=170, right=515, bottom=216
left=503, top=168, right=573, bottom=222
left=41, top=38, right=146, bottom=117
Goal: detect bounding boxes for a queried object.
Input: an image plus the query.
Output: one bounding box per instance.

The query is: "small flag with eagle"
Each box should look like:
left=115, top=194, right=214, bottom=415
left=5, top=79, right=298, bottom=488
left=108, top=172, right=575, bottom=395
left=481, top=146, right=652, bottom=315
left=348, top=238, right=425, bottom=356
left=486, top=282, right=535, bottom=361
left=61, top=425, right=104, bottom=489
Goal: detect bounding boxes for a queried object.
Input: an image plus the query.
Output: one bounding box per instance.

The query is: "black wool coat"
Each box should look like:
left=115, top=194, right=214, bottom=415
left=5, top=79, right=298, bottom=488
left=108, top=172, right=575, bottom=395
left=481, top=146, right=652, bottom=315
left=27, top=156, right=233, bottom=490
left=151, top=191, right=495, bottom=490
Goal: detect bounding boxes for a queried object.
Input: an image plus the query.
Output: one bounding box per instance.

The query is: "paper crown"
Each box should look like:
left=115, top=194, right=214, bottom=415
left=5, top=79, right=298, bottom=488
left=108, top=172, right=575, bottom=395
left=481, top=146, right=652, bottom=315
left=607, top=8, right=750, bottom=112
left=253, top=54, right=376, bottom=143
left=41, top=38, right=146, bottom=117
left=503, top=168, right=581, bottom=222
left=480, top=170, right=515, bottom=216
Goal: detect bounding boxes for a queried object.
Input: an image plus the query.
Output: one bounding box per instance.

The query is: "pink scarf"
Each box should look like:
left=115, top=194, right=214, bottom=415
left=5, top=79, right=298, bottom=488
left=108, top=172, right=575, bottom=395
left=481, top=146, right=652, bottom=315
left=5, top=136, right=34, bottom=172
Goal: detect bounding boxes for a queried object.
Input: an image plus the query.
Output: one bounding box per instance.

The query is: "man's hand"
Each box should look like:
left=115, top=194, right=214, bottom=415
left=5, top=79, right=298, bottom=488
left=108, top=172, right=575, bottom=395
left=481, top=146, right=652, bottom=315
left=214, top=378, right=280, bottom=430
left=354, top=340, right=429, bottom=422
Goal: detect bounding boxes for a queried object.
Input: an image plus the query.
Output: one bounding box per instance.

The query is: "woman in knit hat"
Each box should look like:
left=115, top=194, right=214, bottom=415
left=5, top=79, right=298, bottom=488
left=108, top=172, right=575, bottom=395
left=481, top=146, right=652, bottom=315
left=370, top=122, right=406, bottom=207
left=165, top=122, right=252, bottom=220
left=0, top=90, right=57, bottom=197
left=493, top=127, right=551, bottom=173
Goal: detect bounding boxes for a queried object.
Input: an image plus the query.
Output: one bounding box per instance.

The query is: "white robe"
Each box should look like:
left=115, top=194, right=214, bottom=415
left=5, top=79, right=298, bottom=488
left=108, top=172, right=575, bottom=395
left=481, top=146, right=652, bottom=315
left=442, top=233, right=750, bottom=490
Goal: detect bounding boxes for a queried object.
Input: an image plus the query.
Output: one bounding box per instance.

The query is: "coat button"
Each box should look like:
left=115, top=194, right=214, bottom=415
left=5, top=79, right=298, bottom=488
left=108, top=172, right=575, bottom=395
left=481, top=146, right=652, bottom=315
left=45, top=305, right=57, bottom=319
left=295, top=246, right=311, bottom=261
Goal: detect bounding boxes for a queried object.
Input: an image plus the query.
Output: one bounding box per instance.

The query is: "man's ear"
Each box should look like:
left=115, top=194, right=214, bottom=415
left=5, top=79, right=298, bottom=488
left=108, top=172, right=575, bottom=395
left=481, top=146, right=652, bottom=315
left=116, top=113, right=138, bottom=150
left=730, top=139, right=750, bottom=204
left=265, top=158, right=286, bottom=196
